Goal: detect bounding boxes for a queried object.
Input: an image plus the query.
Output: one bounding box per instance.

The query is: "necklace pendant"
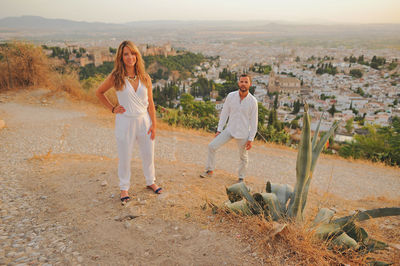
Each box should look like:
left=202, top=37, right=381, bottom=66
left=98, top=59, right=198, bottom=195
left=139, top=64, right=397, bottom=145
left=127, top=75, right=137, bottom=82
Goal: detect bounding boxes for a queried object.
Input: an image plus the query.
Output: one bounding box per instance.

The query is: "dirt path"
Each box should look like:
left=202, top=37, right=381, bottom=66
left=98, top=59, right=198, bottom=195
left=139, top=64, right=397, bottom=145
left=0, top=89, right=399, bottom=265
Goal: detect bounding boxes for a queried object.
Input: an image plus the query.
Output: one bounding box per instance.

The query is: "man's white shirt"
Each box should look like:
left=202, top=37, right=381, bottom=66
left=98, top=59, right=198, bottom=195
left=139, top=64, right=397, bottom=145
left=217, top=91, right=258, bottom=141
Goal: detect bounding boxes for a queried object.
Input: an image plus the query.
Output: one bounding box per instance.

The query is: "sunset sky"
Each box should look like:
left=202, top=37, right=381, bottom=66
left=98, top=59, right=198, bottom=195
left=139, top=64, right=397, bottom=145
left=1, top=0, right=399, bottom=24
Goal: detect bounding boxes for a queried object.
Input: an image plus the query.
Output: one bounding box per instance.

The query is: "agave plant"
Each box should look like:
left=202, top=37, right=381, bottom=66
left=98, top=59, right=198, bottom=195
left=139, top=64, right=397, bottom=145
left=223, top=104, right=400, bottom=254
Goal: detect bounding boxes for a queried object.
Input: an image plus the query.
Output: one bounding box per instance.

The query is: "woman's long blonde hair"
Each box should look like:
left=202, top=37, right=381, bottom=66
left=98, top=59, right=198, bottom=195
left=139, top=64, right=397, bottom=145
left=111, top=40, right=150, bottom=91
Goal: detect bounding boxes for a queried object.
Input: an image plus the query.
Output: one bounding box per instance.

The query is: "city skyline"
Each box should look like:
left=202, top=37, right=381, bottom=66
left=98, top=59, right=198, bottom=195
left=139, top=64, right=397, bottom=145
left=1, top=0, right=400, bottom=24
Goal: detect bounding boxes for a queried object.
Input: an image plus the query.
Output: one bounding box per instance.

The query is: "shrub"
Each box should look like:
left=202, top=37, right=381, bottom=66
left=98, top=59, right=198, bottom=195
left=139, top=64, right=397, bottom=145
left=0, top=42, right=51, bottom=90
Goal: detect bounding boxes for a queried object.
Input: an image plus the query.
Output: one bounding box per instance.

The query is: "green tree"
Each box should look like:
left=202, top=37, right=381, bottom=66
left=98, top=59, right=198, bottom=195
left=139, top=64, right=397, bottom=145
left=290, top=119, right=300, bottom=129
left=350, top=69, right=363, bottom=78
left=273, top=94, right=279, bottom=109
left=357, top=55, right=364, bottom=64
left=356, top=87, right=365, bottom=97
left=291, top=100, right=301, bottom=114
left=258, top=102, right=268, bottom=125
left=109, top=47, right=117, bottom=54
left=328, top=104, right=337, bottom=117
left=388, top=61, right=398, bottom=71
left=339, top=118, right=400, bottom=166
left=345, top=118, right=354, bottom=134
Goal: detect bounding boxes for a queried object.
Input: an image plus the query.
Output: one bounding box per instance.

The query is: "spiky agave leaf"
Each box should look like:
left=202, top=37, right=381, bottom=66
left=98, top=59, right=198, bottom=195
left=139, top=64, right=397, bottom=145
left=226, top=182, right=262, bottom=214
left=253, top=192, right=282, bottom=221
left=314, top=223, right=342, bottom=240
left=331, top=232, right=359, bottom=250
left=333, top=207, right=400, bottom=226
left=310, top=120, right=339, bottom=174
left=311, top=111, right=324, bottom=151
left=239, top=183, right=263, bottom=214
left=342, top=222, right=369, bottom=243
left=364, top=238, right=388, bottom=252
left=265, top=181, right=293, bottom=213
left=301, top=120, right=339, bottom=212
left=226, top=182, right=250, bottom=203
left=311, top=208, right=335, bottom=227
left=224, top=200, right=253, bottom=216
left=288, top=104, right=312, bottom=222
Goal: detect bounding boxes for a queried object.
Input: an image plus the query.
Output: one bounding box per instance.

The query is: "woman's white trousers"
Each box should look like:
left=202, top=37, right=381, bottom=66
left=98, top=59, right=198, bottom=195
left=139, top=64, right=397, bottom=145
left=115, top=113, right=155, bottom=191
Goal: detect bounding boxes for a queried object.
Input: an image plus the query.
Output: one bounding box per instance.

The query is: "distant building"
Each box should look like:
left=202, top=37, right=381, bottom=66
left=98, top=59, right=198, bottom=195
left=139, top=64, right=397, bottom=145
left=139, top=43, right=177, bottom=57
left=268, top=71, right=301, bottom=93
left=334, top=132, right=354, bottom=143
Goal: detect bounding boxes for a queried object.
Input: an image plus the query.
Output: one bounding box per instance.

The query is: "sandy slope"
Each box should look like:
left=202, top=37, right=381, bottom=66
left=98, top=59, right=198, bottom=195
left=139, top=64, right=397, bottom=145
left=0, top=88, right=399, bottom=265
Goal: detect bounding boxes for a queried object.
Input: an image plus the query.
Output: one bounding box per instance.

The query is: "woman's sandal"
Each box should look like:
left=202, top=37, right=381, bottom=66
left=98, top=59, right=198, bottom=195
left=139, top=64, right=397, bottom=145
left=120, top=196, right=131, bottom=205
left=147, top=186, right=162, bottom=194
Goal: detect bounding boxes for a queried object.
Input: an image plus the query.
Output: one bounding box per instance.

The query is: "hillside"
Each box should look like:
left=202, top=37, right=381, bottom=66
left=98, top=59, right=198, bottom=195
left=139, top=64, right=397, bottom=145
left=0, top=88, right=399, bottom=265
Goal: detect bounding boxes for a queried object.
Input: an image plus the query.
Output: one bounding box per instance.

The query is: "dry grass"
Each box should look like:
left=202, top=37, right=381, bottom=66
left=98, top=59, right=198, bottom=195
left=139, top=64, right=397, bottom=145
left=209, top=210, right=367, bottom=265
left=0, top=41, right=117, bottom=106
left=0, top=42, right=51, bottom=90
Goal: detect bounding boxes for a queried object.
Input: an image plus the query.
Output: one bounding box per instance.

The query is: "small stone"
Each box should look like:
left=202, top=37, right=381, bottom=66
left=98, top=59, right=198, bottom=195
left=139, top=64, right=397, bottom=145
left=124, top=221, right=131, bottom=229
left=72, top=251, right=80, bottom=257
left=14, top=256, right=28, bottom=263
left=101, top=181, right=108, bottom=186
left=144, top=251, right=149, bottom=257
left=348, top=210, right=356, bottom=216
left=329, top=207, right=338, bottom=213
left=40, top=196, right=48, bottom=200
left=77, top=256, right=84, bottom=263
left=110, top=194, right=115, bottom=198
left=199, top=230, right=211, bottom=236
left=135, top=225, right=143, bottom=231
left=0, top=120, right=5, bottom=130
left=6, top=251, right=16, bottom=257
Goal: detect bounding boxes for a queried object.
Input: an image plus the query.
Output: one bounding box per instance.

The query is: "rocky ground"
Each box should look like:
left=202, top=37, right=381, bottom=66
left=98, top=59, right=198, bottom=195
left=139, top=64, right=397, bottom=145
left=0, top=88, right=399, bottom=265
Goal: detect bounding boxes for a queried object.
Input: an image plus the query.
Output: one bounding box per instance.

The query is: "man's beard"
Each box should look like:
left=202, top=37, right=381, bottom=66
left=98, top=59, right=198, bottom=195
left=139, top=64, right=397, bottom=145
left=239, top=87, right=248, bottom=92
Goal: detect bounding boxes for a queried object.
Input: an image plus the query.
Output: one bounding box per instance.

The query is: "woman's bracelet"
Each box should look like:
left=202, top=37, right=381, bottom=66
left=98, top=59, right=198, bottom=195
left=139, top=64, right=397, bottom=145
left=112, top=106, right=116, bottom=113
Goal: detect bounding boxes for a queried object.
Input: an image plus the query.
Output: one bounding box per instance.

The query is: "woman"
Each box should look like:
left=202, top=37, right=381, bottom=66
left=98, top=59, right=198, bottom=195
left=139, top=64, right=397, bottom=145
left=96, top=40, right=162, bottom=205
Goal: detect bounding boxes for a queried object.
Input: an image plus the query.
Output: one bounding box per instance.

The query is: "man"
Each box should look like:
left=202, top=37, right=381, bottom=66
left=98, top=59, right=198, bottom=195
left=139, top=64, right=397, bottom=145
left=200, top=74, right=258, bottom=182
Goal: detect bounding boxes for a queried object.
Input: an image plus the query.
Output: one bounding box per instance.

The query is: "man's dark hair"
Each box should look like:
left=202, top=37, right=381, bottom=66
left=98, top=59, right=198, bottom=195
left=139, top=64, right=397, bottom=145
left=239, top=73, right=252, bottom=83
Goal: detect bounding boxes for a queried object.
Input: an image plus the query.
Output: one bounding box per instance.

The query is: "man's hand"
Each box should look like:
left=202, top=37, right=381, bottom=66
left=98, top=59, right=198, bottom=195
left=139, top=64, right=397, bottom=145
left=215, top=131, right=221, bottom=137
left=147, top=124, right=156, bottom=140
left=245, top=140, right=252, bottom=150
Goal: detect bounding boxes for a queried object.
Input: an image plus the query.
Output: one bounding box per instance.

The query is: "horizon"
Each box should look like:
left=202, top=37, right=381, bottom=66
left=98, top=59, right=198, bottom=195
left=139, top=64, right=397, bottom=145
left=1, top=15, right=400, bottom=26
left=1, top=0, right=399, bottom=24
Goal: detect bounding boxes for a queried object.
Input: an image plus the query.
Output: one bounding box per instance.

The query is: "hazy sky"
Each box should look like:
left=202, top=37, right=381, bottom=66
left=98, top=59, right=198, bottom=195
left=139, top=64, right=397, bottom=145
left=1, top=0, right=399, bottom=24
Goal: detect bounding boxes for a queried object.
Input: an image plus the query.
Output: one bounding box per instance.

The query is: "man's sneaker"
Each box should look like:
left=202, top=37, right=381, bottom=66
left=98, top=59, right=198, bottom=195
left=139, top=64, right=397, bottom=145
left=238, top=178, right=244, bottom=183
left=200, top=170, right=213, bottom=178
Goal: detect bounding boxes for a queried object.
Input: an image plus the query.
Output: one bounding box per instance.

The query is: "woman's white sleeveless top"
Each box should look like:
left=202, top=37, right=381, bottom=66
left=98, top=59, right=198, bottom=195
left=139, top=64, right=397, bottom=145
left=116, top=78, right=149, bottom=117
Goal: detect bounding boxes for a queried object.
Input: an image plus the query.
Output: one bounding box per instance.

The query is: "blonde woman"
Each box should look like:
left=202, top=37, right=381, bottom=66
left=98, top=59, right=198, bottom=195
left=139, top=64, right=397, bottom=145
left=96, top=40, right=162, bottom=205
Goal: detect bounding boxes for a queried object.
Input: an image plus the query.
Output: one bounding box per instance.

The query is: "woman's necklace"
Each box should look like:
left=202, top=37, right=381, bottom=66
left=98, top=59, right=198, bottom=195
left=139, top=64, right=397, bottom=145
left=127, top=75, right=137, bottom=82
